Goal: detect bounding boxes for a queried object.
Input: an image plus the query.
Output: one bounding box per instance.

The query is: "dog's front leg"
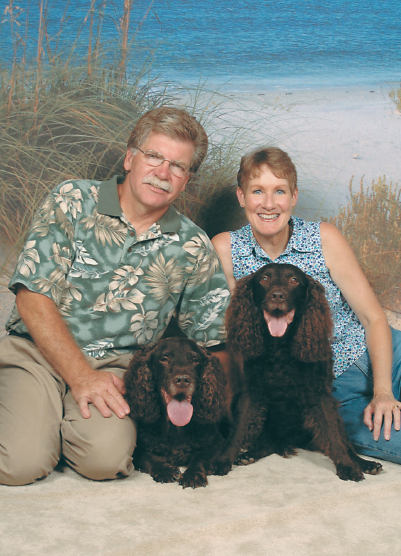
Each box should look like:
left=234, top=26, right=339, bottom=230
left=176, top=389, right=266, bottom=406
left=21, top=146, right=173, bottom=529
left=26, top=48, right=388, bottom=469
left=235, top=432, right=282, bottom=465
left=347, top=444, right=382, bottom=475
left=133, top=448, right=181, bottom=484
left=210, top=391, right=251, bottom=475
left=303, top=395, right=382, bottom=481
left=178, top=452, right=211, bottom=489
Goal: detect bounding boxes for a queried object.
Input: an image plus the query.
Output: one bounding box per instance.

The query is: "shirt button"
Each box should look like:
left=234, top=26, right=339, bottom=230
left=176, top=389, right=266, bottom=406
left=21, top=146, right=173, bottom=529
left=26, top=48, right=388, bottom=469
left=127, top=247, right=132, bottom=253
left=130, top=231, right=135, bottom=237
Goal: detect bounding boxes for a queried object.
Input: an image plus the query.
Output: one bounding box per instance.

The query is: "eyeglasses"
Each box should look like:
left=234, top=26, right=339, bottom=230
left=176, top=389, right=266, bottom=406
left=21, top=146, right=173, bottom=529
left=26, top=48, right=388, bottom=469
left=133, top=147, right=191, bottom=178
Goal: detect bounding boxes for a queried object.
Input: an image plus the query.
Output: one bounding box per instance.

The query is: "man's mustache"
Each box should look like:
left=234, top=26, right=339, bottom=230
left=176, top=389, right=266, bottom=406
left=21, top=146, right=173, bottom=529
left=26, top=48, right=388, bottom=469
left=143, top=176, right=173, bottom=193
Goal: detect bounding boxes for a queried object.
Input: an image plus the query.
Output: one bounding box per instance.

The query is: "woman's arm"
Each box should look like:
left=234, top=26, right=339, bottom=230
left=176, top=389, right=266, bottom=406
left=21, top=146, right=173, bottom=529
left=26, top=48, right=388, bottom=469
left=320, top=222, right=399, bottom=441
left=211, top=232, right=236, bottom=292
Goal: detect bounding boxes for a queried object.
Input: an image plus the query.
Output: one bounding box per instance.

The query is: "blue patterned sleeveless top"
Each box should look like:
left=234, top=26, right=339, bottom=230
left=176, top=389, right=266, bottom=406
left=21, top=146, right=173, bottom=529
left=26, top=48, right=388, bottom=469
left=230, top=217, right=367, bottom=377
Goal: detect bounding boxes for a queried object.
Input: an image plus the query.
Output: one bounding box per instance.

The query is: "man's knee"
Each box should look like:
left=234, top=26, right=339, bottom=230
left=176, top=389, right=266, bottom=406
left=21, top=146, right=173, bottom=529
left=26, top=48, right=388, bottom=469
left=0, top=337, right=64, bottom=486
left=0, top=444, right=60, bottom=486
left=69, top=447, right=135, bottom=481
left=61, top=414, right=136, bottom=481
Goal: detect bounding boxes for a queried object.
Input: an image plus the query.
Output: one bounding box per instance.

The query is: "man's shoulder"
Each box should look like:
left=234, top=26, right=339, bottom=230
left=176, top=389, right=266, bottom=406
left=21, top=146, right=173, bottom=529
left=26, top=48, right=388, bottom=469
left=46, top=178, right=104, bottom=216
left=176, top=211, right=209, bottom=239
left=52, top=178, right=102, bottom=195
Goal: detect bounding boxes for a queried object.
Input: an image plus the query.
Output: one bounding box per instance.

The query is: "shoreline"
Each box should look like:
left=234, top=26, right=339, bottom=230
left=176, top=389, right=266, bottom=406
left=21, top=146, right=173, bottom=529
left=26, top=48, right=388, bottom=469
left=174, top=78, right=401, bottom=96
left=191, top=81, right=401, bottom=220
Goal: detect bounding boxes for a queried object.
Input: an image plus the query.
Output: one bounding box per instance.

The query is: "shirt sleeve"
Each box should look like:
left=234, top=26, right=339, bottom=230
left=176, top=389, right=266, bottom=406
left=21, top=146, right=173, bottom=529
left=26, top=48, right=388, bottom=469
left=176, top=230, right=230, bottom=347
left=8, top=181, right=81, bottom=304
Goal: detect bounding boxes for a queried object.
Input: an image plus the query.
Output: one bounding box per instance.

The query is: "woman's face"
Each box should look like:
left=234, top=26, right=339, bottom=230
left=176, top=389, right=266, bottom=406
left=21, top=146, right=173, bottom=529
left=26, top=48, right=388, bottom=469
left=237, top=165, right=298, bottom=241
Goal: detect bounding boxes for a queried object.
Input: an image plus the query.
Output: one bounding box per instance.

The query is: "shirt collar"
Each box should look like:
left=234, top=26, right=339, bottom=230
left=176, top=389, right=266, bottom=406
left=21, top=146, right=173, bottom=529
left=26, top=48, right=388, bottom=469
left=236, top=224, right=260, bottom=257
left=285, top=216, right=313, bottom=253
left=239, top=217, right=312, bottom=260
left=97, top=175, right=182, bottom=233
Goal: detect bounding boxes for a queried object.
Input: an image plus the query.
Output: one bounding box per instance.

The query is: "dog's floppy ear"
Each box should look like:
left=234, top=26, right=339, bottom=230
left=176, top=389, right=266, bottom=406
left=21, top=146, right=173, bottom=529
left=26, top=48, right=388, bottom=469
left=292, top=276, right=333, bottom=362
left=192, top=347, right=227, bottom=423
left=226, top=274, right=266, bottom=359
left=124, top=345, right=161, bottom=423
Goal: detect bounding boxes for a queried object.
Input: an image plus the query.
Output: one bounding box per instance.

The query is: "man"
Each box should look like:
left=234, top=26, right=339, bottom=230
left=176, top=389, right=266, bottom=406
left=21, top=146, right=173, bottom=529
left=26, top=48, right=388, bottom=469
left=0, top=107, right=230, bottom=485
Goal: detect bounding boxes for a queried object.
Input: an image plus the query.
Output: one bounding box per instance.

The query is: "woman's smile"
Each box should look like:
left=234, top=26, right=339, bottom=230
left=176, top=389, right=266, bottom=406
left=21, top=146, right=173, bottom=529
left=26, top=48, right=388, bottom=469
left=257, top=213, right=280, bottom=221
left=237, top=165, right=298, bottom=244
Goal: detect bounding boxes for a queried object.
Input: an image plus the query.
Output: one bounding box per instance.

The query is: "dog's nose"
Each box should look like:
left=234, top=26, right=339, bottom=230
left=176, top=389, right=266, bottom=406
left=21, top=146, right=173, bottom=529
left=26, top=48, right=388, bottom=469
left=270, top=290, right=285, bottom=302
left=174, top=374, right=192, bottom=387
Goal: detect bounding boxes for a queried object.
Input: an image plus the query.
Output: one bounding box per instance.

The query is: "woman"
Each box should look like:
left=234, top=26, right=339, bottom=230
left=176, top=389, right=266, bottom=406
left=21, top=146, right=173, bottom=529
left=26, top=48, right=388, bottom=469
left=212, top=147, right=401, bottom=463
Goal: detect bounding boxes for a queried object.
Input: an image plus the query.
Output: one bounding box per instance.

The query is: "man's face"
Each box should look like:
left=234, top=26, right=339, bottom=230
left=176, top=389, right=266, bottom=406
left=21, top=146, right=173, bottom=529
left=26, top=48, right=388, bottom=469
left=122, top=133, right=194, bottom=214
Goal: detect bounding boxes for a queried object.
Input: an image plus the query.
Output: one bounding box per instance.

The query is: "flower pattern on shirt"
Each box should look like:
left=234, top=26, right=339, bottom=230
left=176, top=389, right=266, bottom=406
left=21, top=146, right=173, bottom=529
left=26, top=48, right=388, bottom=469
left=7, top=176, right=230, bottom=358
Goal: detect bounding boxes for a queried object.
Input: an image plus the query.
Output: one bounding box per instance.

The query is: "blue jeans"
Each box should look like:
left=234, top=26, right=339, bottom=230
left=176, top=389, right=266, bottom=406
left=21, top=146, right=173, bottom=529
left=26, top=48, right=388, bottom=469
left=332, top=327, right=401, bottom=464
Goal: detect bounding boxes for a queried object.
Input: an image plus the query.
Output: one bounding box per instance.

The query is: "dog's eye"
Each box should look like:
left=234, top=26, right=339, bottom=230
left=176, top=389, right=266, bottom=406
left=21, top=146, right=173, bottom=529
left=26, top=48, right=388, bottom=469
left=260, top=276, right=269, bottom=283
left=188, top=353, right=201, bottom=364
left=289, top=277, right=299, bottom=285
left=159, top=355, right=170, bottom=363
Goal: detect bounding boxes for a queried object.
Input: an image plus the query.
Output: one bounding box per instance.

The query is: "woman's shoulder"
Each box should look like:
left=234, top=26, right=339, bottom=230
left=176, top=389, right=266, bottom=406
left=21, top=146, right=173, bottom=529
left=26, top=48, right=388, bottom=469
left=319, top=221, right=346, bottom=248
left=211, top=231, right=231, bottom=252
left=212, top=223, right=252, bottom=247
left=211, top=233, right=236, bottom=292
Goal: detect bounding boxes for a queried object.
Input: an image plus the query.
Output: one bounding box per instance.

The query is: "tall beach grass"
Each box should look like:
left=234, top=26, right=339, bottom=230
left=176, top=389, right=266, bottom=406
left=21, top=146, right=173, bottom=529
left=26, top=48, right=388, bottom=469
left=0, top=1, right=242, bottom=284
left=328, top=177, right=401, bottom=312
left=390, top=83, right=401, bottom=112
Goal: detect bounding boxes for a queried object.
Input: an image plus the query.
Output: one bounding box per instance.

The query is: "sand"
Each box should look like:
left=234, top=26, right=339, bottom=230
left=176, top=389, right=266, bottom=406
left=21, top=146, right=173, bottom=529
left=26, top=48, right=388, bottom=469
left=200, top=82, right=401, bottom=220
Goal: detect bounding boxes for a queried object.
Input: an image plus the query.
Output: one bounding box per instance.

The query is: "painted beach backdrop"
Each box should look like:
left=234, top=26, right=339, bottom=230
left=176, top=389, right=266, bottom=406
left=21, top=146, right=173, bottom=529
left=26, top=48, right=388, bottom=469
left=1, top=0, right=400, bottom=89
left=0, top=0, right=400, bottom=312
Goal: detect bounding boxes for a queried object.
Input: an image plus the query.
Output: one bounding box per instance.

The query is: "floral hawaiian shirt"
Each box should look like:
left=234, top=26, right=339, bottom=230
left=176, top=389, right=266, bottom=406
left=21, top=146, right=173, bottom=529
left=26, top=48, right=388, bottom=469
left=6, top=176, right=230, bottom=358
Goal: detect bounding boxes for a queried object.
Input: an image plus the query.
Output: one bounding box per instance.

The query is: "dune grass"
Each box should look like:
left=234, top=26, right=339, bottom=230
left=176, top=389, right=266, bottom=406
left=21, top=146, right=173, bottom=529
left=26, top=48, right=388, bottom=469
left=328, top=177, right=401, bottom=312
left=0, top=1, right=242, bottom=285
left=390, top=83, right=401, bottom=112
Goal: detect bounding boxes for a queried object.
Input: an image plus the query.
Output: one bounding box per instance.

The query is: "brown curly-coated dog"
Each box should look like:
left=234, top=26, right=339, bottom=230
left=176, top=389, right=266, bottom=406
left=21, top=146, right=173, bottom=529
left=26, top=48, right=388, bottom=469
left=217, top=263, right=383, bottom=481
left=124, top=337, right=229, bottom=488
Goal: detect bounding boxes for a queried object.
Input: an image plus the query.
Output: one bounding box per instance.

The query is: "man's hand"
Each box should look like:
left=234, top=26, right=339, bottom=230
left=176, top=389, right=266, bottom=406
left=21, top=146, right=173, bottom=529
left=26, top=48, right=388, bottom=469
left=69, top=369, right=130, bottom=419
left=16, top=286, right=131, bottom=420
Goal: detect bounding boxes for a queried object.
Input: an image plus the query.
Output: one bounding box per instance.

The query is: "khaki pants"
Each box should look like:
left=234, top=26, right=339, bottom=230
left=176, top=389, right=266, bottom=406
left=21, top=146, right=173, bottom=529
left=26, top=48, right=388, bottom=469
left=0, top=335, right=136, bottom=486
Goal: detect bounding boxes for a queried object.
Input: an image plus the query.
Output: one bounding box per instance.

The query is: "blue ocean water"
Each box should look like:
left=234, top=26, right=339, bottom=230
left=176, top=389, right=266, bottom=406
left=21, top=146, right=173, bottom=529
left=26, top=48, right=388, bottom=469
left=1, top=0, right=400, bottom=89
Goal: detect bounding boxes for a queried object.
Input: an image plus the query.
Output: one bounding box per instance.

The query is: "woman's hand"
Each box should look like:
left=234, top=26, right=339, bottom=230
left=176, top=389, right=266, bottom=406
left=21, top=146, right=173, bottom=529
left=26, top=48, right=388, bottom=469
left=364, top=393, right=401, bottom=441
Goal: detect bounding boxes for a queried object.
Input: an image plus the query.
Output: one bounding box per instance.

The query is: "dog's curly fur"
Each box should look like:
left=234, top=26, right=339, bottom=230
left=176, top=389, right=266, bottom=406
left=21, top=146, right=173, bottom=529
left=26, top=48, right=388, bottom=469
left=217, top=263, right=383, bottom=481
left=124, top=337, right=229, bottom=488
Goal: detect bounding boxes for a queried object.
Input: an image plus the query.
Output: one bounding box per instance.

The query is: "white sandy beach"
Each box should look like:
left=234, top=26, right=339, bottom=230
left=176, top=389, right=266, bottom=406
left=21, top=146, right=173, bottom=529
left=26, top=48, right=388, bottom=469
left=0, top=82, right=401, bottom=556
left=201, top=82, right=401, bottom=220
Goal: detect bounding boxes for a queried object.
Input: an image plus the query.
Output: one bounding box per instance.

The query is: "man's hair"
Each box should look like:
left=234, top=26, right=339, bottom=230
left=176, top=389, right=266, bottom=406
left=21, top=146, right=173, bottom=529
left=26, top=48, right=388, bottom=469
left=127, top=106, right=208, bottom=173
left=237, top=147, right=297, bottom=193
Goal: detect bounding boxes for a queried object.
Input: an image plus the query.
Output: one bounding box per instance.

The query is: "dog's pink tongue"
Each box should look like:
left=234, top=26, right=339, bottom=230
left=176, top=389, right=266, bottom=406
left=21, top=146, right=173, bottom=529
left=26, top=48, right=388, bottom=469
left=268, top=316, right=289, bottom=337
left=265, top=309, right=295, bottom=337
left=167, top=400, right=193, bottom=426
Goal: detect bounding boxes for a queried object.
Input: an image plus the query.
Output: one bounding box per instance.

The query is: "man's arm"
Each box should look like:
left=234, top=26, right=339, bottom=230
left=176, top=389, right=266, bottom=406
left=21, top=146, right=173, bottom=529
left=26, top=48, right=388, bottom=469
left=16, top=285, right=130, bottom=420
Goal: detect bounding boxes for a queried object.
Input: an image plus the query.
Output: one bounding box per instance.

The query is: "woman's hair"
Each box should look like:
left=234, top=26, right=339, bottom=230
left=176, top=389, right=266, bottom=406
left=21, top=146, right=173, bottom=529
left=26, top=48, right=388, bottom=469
left=237, top=147, right=297, bottom=193
left=127, top=106, right=208, bottom=173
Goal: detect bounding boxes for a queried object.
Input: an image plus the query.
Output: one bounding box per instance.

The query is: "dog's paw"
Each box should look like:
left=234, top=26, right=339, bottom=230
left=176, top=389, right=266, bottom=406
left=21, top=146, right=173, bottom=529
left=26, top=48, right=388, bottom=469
left=151, top=464, right=181, bottom=484
left=276, top=447, right=296, bottom=458
left=336, top=464, right=364, bottom=482
left=234, top=450, right=259, bottom=466
left=179, top=469, right=208, bottom=489
left=208, top=457, right=232, bottom=476
left=359, top=459, right=383, bottom=475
